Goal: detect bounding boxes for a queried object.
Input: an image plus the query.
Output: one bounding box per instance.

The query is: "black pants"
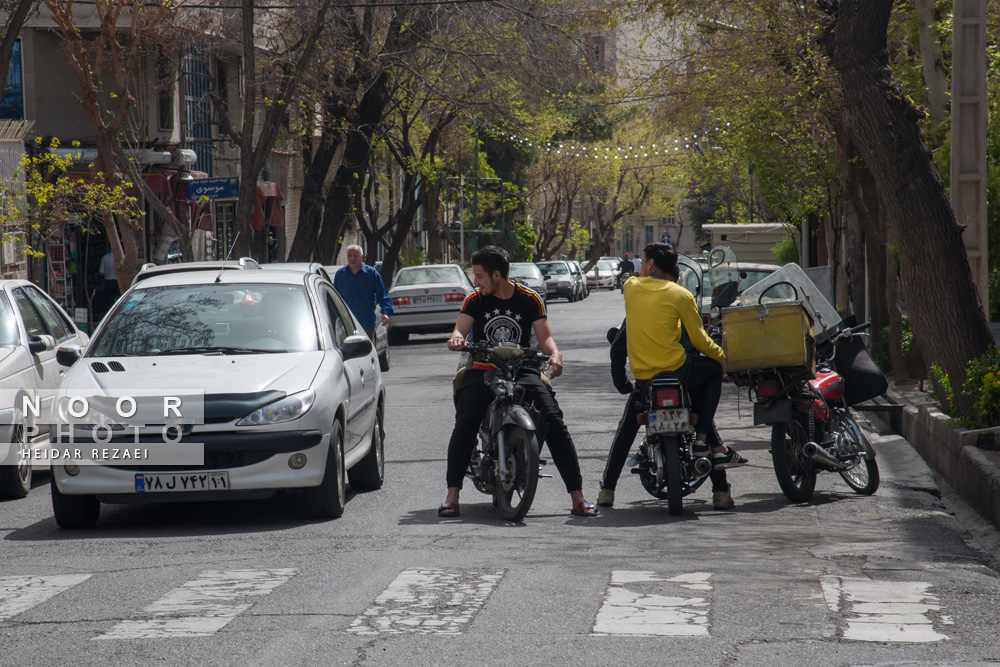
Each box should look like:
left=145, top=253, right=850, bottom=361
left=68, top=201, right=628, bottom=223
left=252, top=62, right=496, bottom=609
left=600, top=377, right=728, bottom=493
left=446, top=369, right=583, bottom=493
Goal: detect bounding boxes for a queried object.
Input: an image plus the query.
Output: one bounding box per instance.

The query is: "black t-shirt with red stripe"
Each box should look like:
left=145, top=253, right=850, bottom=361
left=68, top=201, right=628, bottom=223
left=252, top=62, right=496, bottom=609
left=461, top=283, right=546, bottom=348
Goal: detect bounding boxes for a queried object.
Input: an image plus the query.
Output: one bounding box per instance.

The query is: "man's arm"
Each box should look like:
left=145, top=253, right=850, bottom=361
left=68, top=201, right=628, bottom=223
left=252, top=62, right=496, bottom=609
left=532, top=318, right=563, bottom=378
left=679, top=291, right=725, bottom=369
left=447, top=313, right=474, bottom=351
left=374, top=270, right=393, bottom=325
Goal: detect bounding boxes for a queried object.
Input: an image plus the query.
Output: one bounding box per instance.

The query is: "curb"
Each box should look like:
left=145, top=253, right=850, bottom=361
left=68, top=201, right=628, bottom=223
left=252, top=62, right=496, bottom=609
left=865, top=388, right=1000, bottom=534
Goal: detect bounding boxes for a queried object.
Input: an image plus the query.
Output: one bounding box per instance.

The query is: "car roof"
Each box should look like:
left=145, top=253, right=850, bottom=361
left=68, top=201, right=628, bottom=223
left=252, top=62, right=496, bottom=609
left=132, top=257, right=263, bottom=285
left=397, top=263, right=463, bottom=270
left=129, top=267, right=313, bottom=289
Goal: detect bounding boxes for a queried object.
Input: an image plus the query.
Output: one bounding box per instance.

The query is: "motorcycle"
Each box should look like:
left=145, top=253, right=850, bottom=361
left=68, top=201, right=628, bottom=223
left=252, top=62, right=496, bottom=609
left=459, top=341, right=550, bottom=521
left=723, top=265, right=887, bottom=502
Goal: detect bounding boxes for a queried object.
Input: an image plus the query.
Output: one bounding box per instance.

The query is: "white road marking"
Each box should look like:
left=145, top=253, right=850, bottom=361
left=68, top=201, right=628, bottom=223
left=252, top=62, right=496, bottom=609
left=0, top=574, right=92, bottom=621
left=95, top=569, right=297, bottom=639
left=593, top=571, right=712, bottom=636
left=820, top=576, right=948, bottom=643
left=347, top=568, right=503, bottom=635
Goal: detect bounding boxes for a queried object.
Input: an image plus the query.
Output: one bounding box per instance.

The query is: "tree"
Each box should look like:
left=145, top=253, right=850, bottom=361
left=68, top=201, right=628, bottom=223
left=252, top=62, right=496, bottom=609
left=819, top=0, right=994, bottom=415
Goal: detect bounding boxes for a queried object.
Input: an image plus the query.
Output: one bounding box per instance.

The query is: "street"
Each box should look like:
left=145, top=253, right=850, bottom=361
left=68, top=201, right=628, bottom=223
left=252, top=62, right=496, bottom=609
left=2, top=290, right=1000, bottom=666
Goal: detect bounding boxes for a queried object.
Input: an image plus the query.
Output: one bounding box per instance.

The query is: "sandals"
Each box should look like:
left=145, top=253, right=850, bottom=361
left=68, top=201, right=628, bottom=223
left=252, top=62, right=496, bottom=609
left=571, top=500, right=599, bottom=517
left=437, top=501, right=460, bottom=518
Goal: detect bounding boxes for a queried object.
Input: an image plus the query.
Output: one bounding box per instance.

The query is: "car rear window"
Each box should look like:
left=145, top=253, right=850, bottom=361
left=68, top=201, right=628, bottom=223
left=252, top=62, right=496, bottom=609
left=89, top=283, right=318, bottom=356
left=394, top=267, right=463, bottom=286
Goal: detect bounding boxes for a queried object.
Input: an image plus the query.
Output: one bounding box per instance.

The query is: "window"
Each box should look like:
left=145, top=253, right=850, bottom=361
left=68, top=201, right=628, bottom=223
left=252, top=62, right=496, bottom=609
left=0, top=293, right=19, bottom=346
left=322, top=286, right=355, bottom=348
left=11, top=288, right=45, bottom=338
left=24, top=286, right=73, bottom=342
left=157, top=51, right=174, bottom=131
left=0, top=39, right=23, bottom=120
left=645, top=226, right=654, bottom=245
left=184, top=49, right=213, bottom=174
left=585, top=35, right=605, bottom=73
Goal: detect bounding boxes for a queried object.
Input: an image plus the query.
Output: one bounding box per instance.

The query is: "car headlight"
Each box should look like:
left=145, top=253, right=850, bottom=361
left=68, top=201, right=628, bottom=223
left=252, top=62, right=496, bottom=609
left=237, top=389, right=316, bottom=426
left=56, top=397, right=125, bottom=431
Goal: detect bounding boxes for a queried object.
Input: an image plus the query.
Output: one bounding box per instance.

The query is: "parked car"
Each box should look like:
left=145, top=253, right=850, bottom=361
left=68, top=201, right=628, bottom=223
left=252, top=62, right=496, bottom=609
left=536, top=261, right=579, bottom=302
left=49, top=262, right=385, bottom=527
left=386, top=264, right=474, bottom=344
left=568, top=261, right=589, bottom=298
left=325, top=265, right=390, bottom=372
left=585, top=260, right=616, bottom=290
left=0, top=280, right=89, bottom=499
left=508, top=262, right=547, bottom=304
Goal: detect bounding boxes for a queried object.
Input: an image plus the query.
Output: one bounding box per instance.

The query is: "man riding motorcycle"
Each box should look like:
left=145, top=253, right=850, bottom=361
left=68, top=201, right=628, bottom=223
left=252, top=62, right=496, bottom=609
left=597, top=243, right=746, bottom=508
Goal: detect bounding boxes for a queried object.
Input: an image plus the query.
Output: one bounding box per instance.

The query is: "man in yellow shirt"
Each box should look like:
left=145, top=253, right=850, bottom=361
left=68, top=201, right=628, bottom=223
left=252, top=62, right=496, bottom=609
left=597, top=243, right=746, bottom=508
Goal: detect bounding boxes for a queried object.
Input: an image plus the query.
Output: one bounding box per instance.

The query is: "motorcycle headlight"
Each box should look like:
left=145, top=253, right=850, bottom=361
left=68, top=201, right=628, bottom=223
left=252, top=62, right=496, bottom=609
left=237, top=389, right=316, bottom=426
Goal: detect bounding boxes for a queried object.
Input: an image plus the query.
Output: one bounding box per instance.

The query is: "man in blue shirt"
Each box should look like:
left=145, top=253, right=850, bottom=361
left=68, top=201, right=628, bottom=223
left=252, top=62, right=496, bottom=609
left=333, top=245, right=394, bottom=339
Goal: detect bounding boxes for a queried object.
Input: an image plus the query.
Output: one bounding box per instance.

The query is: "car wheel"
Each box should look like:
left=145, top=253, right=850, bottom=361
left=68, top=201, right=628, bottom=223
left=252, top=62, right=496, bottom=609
left=378, top=347, right=390, bottom=372
left=387, top=328, right=408, bottom=345
left=0, top=423, right=31, bottom=499
left=348, top=402, right=385, bottom=491
left=51, top=479, right=100, bottom=529
left=301, top=421, right=346, bottom=519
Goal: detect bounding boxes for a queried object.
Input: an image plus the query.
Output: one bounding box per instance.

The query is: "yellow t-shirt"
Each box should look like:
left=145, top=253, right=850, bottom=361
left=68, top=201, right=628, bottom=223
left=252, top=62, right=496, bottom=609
left=623, top=275, right=725, bottom=379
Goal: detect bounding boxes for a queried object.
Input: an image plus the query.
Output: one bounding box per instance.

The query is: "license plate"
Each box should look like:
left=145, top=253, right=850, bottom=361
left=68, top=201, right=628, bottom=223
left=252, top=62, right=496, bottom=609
left=135, top=471, right=230, bottom=493
left=412, top=295, right=442, bottom=304
left=647, top=408, right=690, bottom=434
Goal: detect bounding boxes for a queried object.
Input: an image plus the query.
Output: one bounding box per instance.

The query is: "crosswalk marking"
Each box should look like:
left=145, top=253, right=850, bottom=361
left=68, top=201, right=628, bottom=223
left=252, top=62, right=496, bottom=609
left=820, top=576, right=949, bottom=643
left=347, top=568, right=503, bottom=635
left=592, top=571, right=712, bottom=636
left=94, top=569, right=297, bottom=640
left=0, top=574, right=92, bottom=621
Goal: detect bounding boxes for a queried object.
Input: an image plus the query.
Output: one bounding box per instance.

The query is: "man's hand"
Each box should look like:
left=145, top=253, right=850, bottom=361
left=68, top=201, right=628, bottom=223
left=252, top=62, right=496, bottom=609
left=544, top=351, right=564, bottom=378
left=380, top=313, right=390, bottom=328
left=447, top=335, right=466, bottom=351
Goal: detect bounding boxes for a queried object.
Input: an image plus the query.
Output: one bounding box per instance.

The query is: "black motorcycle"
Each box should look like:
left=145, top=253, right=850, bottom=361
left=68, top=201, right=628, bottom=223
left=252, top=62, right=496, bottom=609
left=459, top=342, right=549, bottom=521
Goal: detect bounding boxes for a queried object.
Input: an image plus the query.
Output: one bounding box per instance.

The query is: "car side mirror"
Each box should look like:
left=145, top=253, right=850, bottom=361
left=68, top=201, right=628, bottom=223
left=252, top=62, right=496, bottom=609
left=543, top=275, right=552, bottom=280
left=29, top=335, right=56, bottom=355
left=56, top=344, right=82, bottom=366
left=341, top=334, right=373, bottom=361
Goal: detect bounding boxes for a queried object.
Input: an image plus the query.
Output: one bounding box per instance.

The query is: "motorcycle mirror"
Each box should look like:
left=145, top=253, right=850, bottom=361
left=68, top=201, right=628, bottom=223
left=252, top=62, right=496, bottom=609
left=606, top=327, right=619, bottom=344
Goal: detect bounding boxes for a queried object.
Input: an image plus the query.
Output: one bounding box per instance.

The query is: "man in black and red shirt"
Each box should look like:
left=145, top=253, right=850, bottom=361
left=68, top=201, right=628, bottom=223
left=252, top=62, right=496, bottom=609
left=438, top=246, right=597, bottom=518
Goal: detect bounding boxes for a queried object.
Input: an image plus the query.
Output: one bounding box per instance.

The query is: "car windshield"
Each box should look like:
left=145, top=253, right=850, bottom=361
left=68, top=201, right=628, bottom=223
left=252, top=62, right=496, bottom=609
left=598, top=260, right=616, bottom=272
left=0, top=293, right=18, bottom=346
left=89, top=283, right=318, bottom=356
left=537, top=263, right=568, bottom=276
left=509, top=264, right=542, bottom=280
left=394, top=266, right=464, bottom=286
left=738, top=269, right=776, bottom=291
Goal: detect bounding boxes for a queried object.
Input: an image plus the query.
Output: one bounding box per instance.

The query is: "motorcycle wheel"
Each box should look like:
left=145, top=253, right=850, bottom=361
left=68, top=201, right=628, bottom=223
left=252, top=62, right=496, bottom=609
left=832, top=411, right=880, bottom=495
left=663, top=436, right=684, bottom=516
left=494, top=426, right=540, bottom=521
left=771, top=419, right=817, bottom=503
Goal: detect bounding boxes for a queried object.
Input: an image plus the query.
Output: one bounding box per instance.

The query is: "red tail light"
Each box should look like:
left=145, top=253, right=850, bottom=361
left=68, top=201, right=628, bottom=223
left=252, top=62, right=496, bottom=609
left=756, top=379, right=781, bottom=397
left=653, top=387, right=681, bottom=408
left=702, top=314, right=711, bottom=328
left=392, top=296, right=410, bottom=306
left=445, top=293, right=465, bottom=302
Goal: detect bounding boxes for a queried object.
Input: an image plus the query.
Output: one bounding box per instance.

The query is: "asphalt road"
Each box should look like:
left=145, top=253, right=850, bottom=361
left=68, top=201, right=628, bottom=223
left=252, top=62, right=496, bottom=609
left=2, top=289, right=1000, bottom=666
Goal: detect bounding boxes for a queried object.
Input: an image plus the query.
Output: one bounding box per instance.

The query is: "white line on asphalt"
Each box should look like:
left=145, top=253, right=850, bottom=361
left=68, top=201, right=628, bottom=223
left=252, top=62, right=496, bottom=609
left=94, top=569, right=297, bottom=639
left=347, top=568, right=504, bottom=635
left=820, top=576, right=948, bottom=643
left=0, top=574, right=92, bottom=621
left=592, top=571, right=712, bottom=636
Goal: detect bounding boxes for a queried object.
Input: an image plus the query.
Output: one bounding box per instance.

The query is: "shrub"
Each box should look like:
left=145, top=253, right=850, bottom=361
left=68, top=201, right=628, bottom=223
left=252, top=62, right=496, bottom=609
left=930, top=347, right=1000, bottom=429
left=929, top=363, right=954, bottom=416
left=876, top=316, right=914, bottom=370
left=771, top=233, right=799, bottom=265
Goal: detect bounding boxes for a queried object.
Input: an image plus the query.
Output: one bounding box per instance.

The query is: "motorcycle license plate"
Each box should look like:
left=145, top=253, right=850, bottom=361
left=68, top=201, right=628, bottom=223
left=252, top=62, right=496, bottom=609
left=647, top=408, right=689, bottom=434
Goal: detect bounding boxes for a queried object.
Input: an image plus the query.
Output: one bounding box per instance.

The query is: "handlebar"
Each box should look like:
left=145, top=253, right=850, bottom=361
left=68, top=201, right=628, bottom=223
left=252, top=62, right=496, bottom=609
left=460, top=342, right=549, bottom=365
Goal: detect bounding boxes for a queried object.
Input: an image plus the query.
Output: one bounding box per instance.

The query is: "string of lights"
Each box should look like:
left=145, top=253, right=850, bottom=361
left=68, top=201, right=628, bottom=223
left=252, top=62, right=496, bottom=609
left=487, top=123, right=733, bottom=160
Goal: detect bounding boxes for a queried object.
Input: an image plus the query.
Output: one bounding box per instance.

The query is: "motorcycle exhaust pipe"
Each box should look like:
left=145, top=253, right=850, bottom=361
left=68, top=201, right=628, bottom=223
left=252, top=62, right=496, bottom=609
left=693, top=457, right=713, bottom=477
left=802, top=441, right=848, bottom=470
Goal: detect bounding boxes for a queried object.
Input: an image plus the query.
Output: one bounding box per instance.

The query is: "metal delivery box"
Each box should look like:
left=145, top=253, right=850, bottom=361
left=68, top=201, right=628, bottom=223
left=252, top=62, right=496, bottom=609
left=721, top=302, right=814, bottom=375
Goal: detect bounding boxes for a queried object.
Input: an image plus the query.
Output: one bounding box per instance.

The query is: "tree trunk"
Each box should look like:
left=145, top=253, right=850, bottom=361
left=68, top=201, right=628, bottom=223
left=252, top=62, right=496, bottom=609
left=822, top=0, right=994, bottom=415
left=886, top=244, right=909, bottom=384
left=287, top=122, right=344, bottom=261
left=913, top=0, right=948, bottom=130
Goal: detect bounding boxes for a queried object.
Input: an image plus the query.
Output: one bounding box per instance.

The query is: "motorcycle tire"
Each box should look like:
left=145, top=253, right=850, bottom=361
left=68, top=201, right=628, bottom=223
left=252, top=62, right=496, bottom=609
left=832, top=411, right=880, bottom=495
left=771, top=419, right=817, bottom=503
left=494, top=426, right=540, bottom=521
left=663, top=436, right=684, bottom=516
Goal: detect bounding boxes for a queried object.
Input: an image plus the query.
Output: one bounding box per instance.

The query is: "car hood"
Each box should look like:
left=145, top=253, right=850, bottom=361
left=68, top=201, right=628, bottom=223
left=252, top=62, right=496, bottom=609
left=61, top=352, right=324, bottom=397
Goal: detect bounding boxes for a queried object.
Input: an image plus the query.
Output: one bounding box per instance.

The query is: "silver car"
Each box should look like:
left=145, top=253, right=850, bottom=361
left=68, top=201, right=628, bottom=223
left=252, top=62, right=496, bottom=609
left=49, top=263, right=385, bottom=527
left=0, top=280, right=89, bottom=499
left=386, top=264, right=474, bottom=344
left=509, top=262, right=547, bottom=304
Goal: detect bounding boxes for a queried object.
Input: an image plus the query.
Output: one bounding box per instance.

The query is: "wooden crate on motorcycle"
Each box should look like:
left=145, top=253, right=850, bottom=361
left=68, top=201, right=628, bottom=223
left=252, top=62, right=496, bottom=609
left=720, top=302, right=815, bottom=377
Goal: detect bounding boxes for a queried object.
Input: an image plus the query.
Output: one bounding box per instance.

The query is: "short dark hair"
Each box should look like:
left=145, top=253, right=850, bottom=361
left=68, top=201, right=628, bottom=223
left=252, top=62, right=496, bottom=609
left=470, top=245, right=509, bottom=278
left=643, top=242, right=678, bottom=275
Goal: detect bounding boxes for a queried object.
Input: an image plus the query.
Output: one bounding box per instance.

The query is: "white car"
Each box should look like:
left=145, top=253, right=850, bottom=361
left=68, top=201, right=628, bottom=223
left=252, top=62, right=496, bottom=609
left=49, top=262, right=385, bottom=527
left=0, top=280, right=89, bottom=499
left=585, top=260, right=616, bottom=290
left=386, top=264, right=474, bottom=344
